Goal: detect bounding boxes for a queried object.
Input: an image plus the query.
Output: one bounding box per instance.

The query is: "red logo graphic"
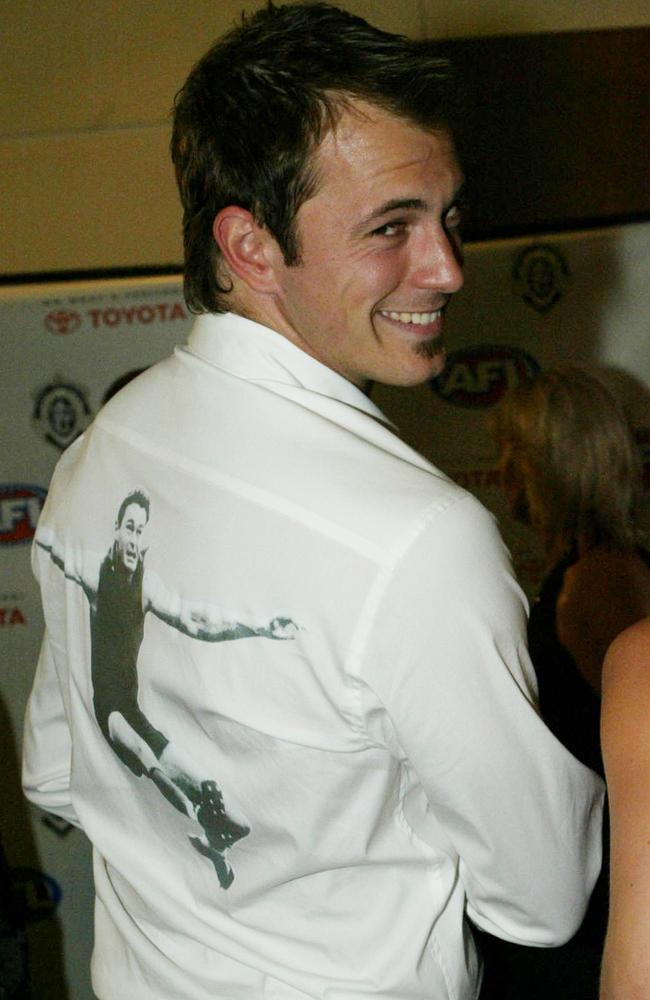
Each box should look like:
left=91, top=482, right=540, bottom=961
left=0, top=606, right=26, bottom=626
left=44, top=309, right=82, bottom=335
left=432, top=345, right=540, bottom=408
left=87, top=301, right=187, bottom=328
left=0, top=485, right=47, bottom=544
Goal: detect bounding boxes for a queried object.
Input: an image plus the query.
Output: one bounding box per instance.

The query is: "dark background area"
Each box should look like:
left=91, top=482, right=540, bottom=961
left=427, top=27, right=650, bottom=239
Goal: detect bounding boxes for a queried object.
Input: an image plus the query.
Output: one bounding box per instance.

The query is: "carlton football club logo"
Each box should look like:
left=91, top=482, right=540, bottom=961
left=513, top=243, right=570, bottom=314
left=0, top=485, right=47, bottom=545
left=432, top=345, right=539, bottom=408
left=44, top=309, right=82, bottom=335
left=33, top=380, right=92, bottom=450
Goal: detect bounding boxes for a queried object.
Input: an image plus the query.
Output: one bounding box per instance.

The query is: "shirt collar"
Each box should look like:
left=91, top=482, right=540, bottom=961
left=186, top=312, right=393, bottom=427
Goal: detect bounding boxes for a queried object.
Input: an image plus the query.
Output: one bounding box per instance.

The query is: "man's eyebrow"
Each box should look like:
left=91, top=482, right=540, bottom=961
left=358, top=198, right=427, bottom=229
left=355, top=184, right=468, bottom=232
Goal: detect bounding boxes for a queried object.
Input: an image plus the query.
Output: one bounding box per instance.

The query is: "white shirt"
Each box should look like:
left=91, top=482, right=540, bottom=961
left=24, top=312, right=604, bottom=1000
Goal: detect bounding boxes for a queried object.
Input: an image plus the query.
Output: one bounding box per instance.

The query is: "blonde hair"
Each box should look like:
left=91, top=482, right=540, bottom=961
left=491, top=365, right=643, bottom=561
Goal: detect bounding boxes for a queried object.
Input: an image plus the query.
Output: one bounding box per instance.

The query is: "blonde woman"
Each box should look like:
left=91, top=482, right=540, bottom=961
left=491, top=364, right=650, bottom=775
left=479, top=366, right=650, bottom=1000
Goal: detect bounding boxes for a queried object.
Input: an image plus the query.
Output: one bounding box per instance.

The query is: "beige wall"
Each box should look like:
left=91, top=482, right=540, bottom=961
left=2, top=0, right=649, bottom=275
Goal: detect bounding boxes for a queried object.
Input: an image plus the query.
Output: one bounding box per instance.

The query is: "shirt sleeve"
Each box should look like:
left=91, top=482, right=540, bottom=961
left=356, top=491, right=605, bottom=947
left=22, top=440, right=85, bottom=827
left=22, top=630, right=81, bottom=827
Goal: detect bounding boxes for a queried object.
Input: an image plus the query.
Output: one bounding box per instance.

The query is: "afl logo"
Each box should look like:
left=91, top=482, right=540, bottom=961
left=33, top=380, right=92, bottom=450
left=0, top=484, right=46, bottom=545
left=11, top=867, right=62, bottom=923
left=432, top=345, right=539, bottom=408
left=44, top=309, right=82, bottom=335
left=513, top=243, right=570, bottom=314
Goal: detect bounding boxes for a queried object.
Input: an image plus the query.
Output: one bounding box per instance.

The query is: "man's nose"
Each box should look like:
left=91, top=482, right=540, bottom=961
left=412, top=227, right=464, bottom=294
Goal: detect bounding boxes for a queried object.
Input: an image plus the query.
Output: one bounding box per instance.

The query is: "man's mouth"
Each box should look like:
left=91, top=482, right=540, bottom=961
left=378, top=309, right=442, bottom=326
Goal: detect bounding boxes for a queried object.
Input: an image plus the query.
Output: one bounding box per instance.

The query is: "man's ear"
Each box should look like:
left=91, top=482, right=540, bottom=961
left=213, top=207, right=281, bottom=296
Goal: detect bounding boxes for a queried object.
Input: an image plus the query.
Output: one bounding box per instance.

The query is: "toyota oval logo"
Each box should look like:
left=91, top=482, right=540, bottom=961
left=44, top=309, right=82, bottom=335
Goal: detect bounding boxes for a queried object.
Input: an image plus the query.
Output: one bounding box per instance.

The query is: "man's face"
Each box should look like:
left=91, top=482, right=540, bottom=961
left=270, top=101, right=465, bottom=389
left=115, top=503, right=147, bottom=574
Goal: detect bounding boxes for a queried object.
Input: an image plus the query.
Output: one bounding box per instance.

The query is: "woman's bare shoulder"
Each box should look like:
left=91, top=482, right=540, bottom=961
left=605, top=616, right=650, bottom=676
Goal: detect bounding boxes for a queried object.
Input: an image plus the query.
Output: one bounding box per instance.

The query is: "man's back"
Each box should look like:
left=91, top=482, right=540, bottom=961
left=24, top=314, right=603, bottom=999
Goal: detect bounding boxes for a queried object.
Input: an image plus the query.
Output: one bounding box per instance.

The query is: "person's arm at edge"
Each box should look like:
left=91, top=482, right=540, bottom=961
left=600, top=617, right=650, bottom=999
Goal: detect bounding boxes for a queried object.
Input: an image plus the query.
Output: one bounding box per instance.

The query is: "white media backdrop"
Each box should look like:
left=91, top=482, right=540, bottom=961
left=1, top=276, right=192, bottom=999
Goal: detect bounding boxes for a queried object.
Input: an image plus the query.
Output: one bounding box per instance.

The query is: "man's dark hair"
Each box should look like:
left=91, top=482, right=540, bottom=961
left=116, top=490, right=150, bottom=528
left=171, top=1, right=455, bottom=314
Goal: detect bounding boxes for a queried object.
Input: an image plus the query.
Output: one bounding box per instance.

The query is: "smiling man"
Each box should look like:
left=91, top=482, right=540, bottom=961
left=24, top=4, right=604, bottom=1000
left=213, top=99, right=464, bottom=389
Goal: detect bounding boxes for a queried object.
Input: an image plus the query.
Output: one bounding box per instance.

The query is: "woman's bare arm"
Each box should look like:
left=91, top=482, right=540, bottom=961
left=600, top=617, right=650, bottom=999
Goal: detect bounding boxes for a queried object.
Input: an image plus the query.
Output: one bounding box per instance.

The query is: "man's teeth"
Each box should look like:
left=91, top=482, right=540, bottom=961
left=381, top=310, right=441, bottom=325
